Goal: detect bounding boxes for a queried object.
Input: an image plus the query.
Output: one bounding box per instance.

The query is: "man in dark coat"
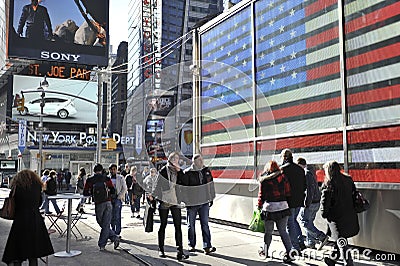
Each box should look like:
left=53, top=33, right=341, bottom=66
left=83, top=163, right=120, bottom=251
left=280, top=149, right=306, bottom=252
left=17, top=0, right=53, bottom=40
left=182, top=154, right=216, bottom=254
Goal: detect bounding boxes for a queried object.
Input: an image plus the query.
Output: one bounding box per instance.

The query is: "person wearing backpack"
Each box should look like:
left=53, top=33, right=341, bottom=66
left=83, top=163, right=121, bottom=251
left=108, top=163, right=127, bottom=235
left=43, top=170, right=61, bottom=215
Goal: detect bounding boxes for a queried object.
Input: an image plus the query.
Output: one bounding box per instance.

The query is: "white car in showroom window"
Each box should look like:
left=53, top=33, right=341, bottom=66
left=19, top=97, right=77, bottom=119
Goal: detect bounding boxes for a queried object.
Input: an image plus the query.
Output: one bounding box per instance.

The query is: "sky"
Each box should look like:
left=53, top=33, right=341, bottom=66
left=109, top=0, right=129, bottom=53
left=12, top=0, right=129, bottom=54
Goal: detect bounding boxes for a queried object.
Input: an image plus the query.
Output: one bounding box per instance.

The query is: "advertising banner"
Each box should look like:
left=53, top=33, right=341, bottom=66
left=8, top=0, right=109, bottom=66
left=18, top=120, right=27, bottom=153
left=12, top=75, right=97, bottom=125
left=146, top=95, right=175, bottom=116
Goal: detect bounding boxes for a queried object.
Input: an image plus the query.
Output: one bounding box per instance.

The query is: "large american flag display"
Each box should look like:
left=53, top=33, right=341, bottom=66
left=198, top=0, right=400, bottom=182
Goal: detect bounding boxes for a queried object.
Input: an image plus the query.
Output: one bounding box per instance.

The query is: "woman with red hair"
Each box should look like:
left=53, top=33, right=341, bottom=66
left=257, top=160, right=294, bottom=263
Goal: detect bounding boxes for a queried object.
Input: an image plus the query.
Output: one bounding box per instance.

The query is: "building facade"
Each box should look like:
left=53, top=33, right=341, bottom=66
left=126, top=0, right=223, bottom=163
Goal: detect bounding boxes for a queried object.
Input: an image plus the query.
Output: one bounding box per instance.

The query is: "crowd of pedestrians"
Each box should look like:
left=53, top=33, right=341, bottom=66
left=1, top=148, right=361, bottom=265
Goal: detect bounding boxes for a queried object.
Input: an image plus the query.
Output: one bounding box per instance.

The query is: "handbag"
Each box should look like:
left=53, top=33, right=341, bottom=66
left=353, top=190, right=370, bottom=213
left=248, top=209, right=265, bottom=233
left=143, top=199, right=155, bottom=232
left=0, top=187, right=16, bottom=220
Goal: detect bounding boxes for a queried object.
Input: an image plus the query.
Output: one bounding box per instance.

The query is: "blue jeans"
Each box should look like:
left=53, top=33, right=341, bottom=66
left=264, top=215, right=292, bottom=253
left=299, top=202, right=326, bottom=246
left=187, top=203, right=212, bottom=249
left=41, top=194, right=61, bottom=214
left=287, top=207, right=304, bottom=250
left=111, top=199, right=123, bottom=235
left=133, top=196, right=141, bottom=212
left=95, top=201, right=117, bottom=248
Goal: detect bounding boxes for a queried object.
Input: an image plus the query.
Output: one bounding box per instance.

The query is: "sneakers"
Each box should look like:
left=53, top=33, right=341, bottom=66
left=136, top=214, right=141, bottom=218
left=177, top=252, right=189, bottom=261
left=113, top=235, right=121, bottom=249
left=99, top=246, right=106, bottom=251
left=318, top=235, right=329, bottom=251
left=258, top=246, right=267, bottom=260
left=283, top=252, right=295, bottom=263
left=204, top=246, right=216, bottom=255
left=158, top=249, right=166, bottom=258
left=188, top=246, right=196, bottom=252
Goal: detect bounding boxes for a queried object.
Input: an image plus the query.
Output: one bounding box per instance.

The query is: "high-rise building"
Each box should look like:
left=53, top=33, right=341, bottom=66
left=127, top=0, right=223, bottom=161
left=110, top=41, right=128, bottom=135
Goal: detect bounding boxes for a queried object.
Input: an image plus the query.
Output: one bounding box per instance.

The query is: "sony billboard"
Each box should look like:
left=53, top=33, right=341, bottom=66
left=8, top=0, right=109, bottom=66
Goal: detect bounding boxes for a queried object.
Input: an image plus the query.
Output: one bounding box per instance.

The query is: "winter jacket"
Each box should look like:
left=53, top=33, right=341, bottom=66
left=181, top=164, right=216, bottom=206
left=281, top=161, right=306, bottom=208
left=257, top=171, right=291, bottom=208
left=304, top=165, right=321, bottom=207
left=320, top=174, right=359, bottom=239
left=2, top=182, right=54, bottom=263
left=83, top=173, right=116, bottom=204
left=152, top=165, right=184, bottom=207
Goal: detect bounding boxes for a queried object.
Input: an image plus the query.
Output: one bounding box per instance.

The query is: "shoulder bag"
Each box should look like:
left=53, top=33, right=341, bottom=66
left=353, top=190, right=370, bottom=213
left=0, top=187, right=16, bottom=220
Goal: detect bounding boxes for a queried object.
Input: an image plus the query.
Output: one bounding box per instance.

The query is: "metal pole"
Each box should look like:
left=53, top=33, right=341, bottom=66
left=154, top=123, right=157, bottom=160
left=38, top=90, right=45, bottom=176
left=192, top=28, right=201, bottom=155
left=96, top=70, right=103, bottom=164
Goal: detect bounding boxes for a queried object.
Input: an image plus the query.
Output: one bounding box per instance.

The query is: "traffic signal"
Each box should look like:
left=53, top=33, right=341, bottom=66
left=16, top=97, right=25, bottom=111
left=106, top=138, right=117, bottom=150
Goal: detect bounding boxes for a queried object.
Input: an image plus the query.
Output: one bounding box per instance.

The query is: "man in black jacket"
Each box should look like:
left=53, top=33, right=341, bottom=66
left=182, top=154, right=216, bottom=254
left=83, top=163, right=120, bottom=251
left=280, top=149, right=306, bottom=252
left=17, top=0, right=53, bottom=40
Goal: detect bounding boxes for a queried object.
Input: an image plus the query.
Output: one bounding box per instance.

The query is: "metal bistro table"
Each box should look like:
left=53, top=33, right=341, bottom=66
left=48, top=193, right=86, bottom=257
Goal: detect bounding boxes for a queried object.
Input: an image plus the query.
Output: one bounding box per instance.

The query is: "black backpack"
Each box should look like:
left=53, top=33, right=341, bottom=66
left=46, top=178, right=57, bottom=196
left=92, top=180, right=109, bottom=203
left=125, top=175, right=133, bottom=189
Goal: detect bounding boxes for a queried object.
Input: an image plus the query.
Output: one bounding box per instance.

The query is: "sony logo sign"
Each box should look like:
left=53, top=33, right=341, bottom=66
left=41, top=51, right=81, bottom=62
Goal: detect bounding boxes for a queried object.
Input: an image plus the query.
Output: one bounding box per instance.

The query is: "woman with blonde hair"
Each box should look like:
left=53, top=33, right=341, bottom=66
left=257, top=160, right=294, bottom=263
left=321, top=161, right=359, bottom=266
left=2, top=169, right=54, bottom=265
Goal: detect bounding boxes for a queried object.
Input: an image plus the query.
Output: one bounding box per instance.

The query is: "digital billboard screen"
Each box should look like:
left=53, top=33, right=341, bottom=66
left=12, top=75, right=97, bottom=125
left=8, top=0, right=109, bottom=66
left=146, top=119, right=164, bottom=133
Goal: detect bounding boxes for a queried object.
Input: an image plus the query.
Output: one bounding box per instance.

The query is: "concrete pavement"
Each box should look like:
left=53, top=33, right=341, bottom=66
left=78, top=200, right=399, bottom=266
left=0, top=189, right=399, bottom=265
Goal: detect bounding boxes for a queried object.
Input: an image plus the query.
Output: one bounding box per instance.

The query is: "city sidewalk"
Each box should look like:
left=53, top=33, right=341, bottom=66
left=78, top=202, right=399, bottom=266
left=0, top=193, right=398, bottom=265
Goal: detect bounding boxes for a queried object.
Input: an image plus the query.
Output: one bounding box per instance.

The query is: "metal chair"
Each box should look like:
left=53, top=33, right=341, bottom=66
left=45, top=201, right=67, bottom=236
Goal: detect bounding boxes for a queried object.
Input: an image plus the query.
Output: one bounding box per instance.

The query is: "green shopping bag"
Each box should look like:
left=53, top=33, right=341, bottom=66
left=248, top=209, right=265, bottom=233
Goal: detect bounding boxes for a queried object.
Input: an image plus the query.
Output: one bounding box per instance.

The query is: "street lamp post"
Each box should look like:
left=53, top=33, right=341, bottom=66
left=154, top=122, right=158, bottom=160
left=37, top=77, right=49, bottom=176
